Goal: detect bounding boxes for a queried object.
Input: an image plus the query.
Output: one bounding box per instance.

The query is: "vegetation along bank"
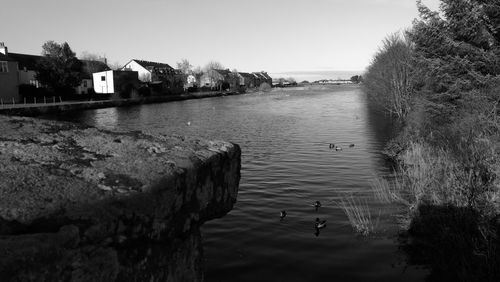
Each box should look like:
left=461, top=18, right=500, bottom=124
left=363, top=1, right=500, bottom=280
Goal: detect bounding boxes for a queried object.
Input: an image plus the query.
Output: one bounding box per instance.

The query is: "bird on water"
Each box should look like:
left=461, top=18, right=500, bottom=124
left=313, top=201, right=321, bottom=211
left=280, top=210, right=287, bottom=220
left=315, top=218, right=327, bottom=229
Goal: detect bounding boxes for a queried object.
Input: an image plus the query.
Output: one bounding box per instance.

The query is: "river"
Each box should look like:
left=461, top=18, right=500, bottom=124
left=44, top=85, right=427, bottom=281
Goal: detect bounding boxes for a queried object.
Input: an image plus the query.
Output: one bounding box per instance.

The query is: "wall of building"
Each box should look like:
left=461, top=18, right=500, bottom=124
left=93, top=70, right=115, bottom=94
left=0, top=61, right=19, bottom=102
left=18, top=69, right=38, bottom=86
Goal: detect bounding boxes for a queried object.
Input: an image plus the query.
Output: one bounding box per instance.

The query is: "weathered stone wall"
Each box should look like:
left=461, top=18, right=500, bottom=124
left=0, top=115, right=241, bottom=281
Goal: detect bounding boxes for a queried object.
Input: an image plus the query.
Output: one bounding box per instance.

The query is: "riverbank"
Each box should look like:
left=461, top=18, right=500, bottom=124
left=0, top=90, right=241, bottom=117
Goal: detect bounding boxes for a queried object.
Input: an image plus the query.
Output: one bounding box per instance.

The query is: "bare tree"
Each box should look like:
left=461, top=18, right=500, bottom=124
left=176, top=58, right=193, bottom=74
left=204, top=61, right=224, bottom=72
left=80, top=51, right=109, bottom=74
left=363, top=32, right=413, bottom=118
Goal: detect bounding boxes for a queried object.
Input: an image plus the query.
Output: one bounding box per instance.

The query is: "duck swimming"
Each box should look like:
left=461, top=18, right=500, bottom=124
left=315, top=218, right=327, bottom=229
left=280, top=210, right=287, bottom=220
left=313, top=201, right=321, bottom=209
left=349, top=143, right=355, bottom=148
left=335, top=146, right=342, bottom=151
left=329, top=143, right=335, bottom=149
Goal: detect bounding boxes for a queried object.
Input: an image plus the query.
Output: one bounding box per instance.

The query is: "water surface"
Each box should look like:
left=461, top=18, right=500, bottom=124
left=46, top=85, right=426, bottom=281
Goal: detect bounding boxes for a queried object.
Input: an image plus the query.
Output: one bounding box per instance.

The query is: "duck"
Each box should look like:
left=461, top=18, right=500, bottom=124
left=280, top=210, right=287, bottom=220
left=313, top=201, right=321, bottom=209
left=186, top=121, right=191, bottom=126
left=349, top=143, right=355, bottom=148
left=315, top=218, right=327, bottom=229
left=329, top=143, right=335, bottom=149
left=335, top=146, right=342, bottom=151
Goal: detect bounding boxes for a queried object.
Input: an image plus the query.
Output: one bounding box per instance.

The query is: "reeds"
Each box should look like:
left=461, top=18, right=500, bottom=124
left=339, top=196, right=379, bottom=236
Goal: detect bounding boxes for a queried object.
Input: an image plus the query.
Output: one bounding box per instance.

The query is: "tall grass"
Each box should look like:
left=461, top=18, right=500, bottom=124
left=339, top=196, right=379, bottom=236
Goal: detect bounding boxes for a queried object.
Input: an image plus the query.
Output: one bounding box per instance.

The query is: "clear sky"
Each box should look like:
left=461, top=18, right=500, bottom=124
left=1, top=0, right=440, bottom=73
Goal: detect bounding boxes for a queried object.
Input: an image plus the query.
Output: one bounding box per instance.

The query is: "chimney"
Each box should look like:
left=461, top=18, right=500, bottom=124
left=0, top=42, right=7, bottom=56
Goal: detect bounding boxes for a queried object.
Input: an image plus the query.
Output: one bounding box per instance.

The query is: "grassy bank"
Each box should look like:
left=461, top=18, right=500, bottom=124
left=357, top=0, right=500, bottom=279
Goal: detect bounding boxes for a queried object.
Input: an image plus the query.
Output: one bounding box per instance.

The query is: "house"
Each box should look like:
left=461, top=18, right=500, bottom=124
left=6, top=52, right=42, bottom=88
left=259, top=72, right=273, bottom=86
left=200, top=69, right=239, bottom=90
left=252, top=72, right=272, bottom=87
left=238, top=72, right=256, bottom=88
left=78, top=60, right=110, bottom=94
left=0, top=47, right=19, bottom=102
left=122, top=59, right=175, bottom=83
left=92, top=70, right=140, bottom=97
left=0, top=42, right=111, bottom=97
left=252, top=72, right=263, bottom=86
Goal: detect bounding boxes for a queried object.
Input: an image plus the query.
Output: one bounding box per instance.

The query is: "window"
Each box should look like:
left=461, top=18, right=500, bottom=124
left=0, top=61, right=8, bottom=73
left=101, top=76, right=106, bottom=81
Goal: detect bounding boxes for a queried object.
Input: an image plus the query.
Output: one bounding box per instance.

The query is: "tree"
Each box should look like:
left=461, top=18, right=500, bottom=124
left=363, top=32, right=414, bottom=118
left=176, top=58, right=193, bottom=74
left=204, top=61, right=224, bottom=72
left=350, top=75, right=362, bottom=83
left=36, top=41, right=83, bottom=94
left=80, top=51, right=109, bottom=74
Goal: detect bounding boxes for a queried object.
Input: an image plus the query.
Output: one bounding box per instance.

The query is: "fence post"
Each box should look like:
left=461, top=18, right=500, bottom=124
left=12, top=98, right=14, bottom=105
left=34, top=97, right=37, bottom=104
left=53, top=96, right=55, bottom=104
left=59, top=96, right=62, bottom=103
left=44, top=96, right=46, bottom=104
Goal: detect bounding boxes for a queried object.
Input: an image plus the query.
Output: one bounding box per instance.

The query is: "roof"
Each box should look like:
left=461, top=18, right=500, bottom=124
left=260, top=72, right=272, bottom=80
left=214, top=69, right=232, bottom=77
left=131, top=59, right=173, bottom=70
left=238, top=72, right=254, bottom=79
left=7, top=52, right=42, bottom=70
left=0, top=53, right=16, bottom=62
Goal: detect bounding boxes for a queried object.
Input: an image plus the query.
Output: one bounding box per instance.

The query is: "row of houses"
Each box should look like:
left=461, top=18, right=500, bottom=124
left=0, top=42, right=110, bottom=102
left=0, top=42, right=273, bottom=102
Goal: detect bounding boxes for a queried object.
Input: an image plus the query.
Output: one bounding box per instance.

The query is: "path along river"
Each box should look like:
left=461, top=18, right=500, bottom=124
left=45, top=85, right=427, bottom=282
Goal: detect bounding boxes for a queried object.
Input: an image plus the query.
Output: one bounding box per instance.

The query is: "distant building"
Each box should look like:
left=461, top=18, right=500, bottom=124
left=200, top=69, right=239, bottom=90
left=238, top=72, right=256, bottom=88
left=92, top=70, right=140, bottom=95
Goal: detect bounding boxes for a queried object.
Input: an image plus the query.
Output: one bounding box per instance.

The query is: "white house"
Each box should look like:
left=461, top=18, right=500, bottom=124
left=93, top=70, right=139, bottom=94
left=122, top=59, right=175, bottom=82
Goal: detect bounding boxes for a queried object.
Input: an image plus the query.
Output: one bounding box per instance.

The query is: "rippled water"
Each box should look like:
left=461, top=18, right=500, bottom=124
left=45, top=85, right=427, bottom=281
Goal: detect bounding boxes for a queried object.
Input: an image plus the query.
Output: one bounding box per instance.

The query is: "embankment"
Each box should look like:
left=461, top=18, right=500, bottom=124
left=0, top=91, right=240, bottom=117
left=0, top=115, right=241, bottom=281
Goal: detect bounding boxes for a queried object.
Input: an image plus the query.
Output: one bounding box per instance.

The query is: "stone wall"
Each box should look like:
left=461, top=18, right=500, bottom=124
left=0, top=115, right=241, bottom=281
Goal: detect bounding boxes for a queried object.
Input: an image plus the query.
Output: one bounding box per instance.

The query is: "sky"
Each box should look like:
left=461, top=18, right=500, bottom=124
left=1, top=0, right=440, bottom=73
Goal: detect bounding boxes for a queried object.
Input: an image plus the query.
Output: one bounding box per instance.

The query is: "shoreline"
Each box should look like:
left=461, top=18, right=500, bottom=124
left=0, top=90, right=242, bottom=117
left=0, top=84, right=361, bottom=117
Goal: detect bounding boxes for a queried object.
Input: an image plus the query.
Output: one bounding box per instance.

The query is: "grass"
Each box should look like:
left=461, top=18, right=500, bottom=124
left=339, top=196, right=379, bottom=236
